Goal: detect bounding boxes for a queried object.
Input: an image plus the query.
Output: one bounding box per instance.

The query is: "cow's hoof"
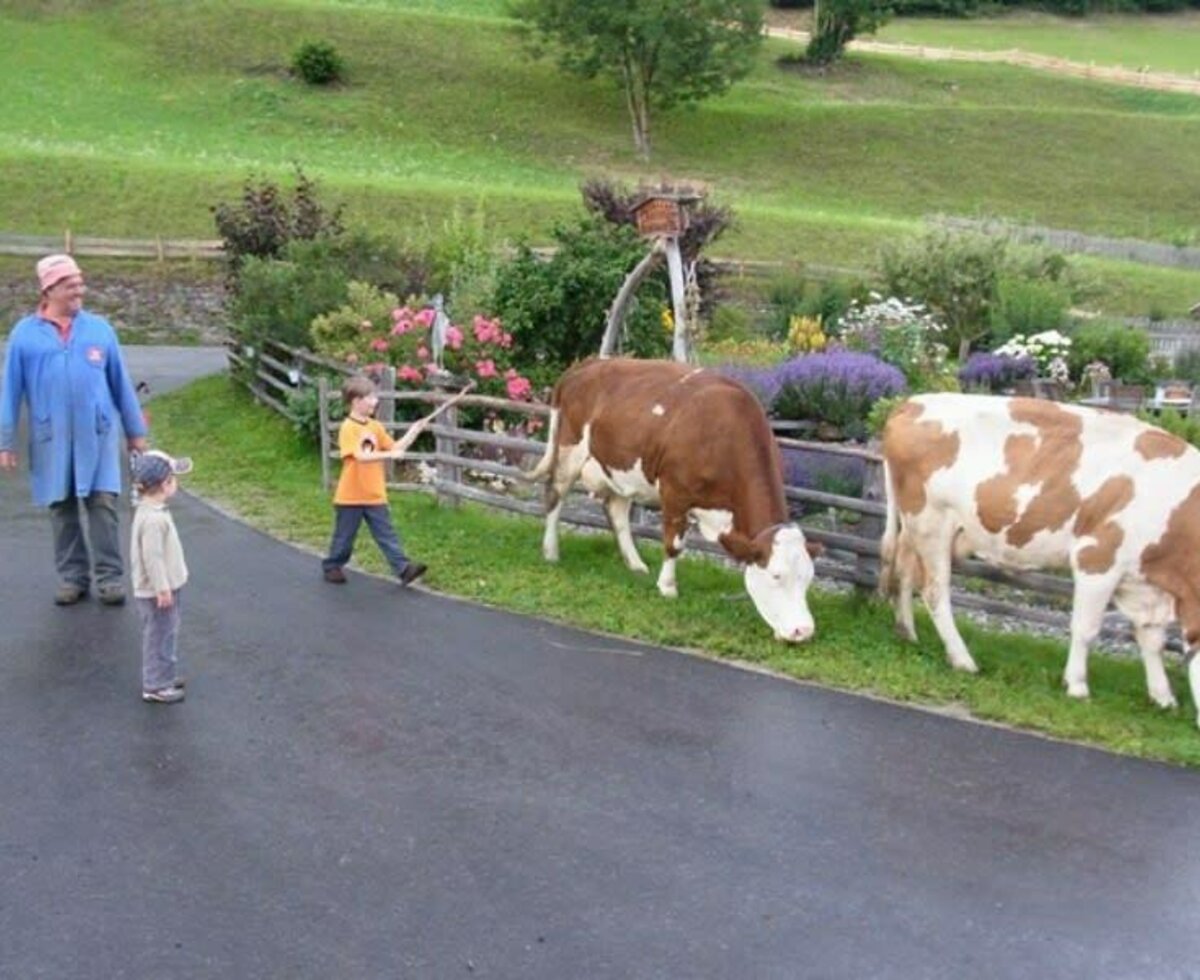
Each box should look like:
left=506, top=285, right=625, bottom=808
left=894, top=623, right=917, bottom=643
left=1151, top=692, right=1178, bottom=710
left=542, top=549, right=559, bottom=563
left=658, top=585, right=678, bottom=599
left=950, top=659, right=979, bottom=674
left=1065, top=681, right=1090, bottom=699
left=628, top=562, right=650, bottom=575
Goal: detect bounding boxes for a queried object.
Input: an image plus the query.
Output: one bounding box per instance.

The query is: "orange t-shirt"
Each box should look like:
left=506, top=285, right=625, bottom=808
left=334, top=416, right=395, bottom=505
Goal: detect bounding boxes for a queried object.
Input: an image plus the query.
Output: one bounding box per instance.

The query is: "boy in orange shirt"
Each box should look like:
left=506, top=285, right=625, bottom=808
left=322, top=375, right=428, bottom=587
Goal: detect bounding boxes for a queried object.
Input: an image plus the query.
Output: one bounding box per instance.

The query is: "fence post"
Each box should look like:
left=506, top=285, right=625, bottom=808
left=318, top=375, right=332, bottom=493
left=433, top=378, right=462, bottom=509
left=856, top=450, right=886, bottom=592
left=377, top=365, right=396, bottom=484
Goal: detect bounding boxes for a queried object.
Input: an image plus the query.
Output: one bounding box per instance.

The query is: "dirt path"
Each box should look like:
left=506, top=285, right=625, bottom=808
left=767, top=26, right=1200, bottom=96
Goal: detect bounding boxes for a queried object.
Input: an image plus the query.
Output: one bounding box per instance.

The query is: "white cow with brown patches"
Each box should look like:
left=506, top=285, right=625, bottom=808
left=526, top=358, right=822, bottom=642
left=881, top=393, right=1200, bottom=726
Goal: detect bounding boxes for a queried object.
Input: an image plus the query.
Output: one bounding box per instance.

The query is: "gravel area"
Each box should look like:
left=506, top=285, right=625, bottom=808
left=0, top=266, right=229, bottom=345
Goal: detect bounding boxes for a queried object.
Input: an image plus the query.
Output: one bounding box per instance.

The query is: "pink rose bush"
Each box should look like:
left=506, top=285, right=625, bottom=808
left=310, top=283, right=533, bottom=403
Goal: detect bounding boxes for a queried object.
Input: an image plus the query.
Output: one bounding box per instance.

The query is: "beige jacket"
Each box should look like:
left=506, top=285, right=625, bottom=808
left=131, top=502, right=189, bottom=597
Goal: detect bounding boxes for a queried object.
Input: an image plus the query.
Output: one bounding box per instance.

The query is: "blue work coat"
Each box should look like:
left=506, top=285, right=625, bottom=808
left=0, top=310, right=147, bottom=507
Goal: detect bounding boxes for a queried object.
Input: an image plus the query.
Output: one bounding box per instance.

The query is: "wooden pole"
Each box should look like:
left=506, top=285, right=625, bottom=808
left=378, top=365, right=397, bottom=483
left=318, top=376, right=332, bottom=493
left=664, top=237, right=689, bottom=362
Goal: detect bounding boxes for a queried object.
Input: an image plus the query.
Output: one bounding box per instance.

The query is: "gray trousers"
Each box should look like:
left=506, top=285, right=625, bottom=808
left=136, top=590, right=182, bottom=691
left=49, top=492, right=123, bottom=589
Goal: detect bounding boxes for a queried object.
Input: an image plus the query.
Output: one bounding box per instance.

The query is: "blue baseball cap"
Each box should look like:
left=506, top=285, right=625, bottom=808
left=132, top=450, right=193, bottom=489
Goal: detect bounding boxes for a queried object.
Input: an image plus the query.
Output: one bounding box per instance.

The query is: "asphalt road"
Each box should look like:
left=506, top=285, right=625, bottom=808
left=2, top=348, right=1199, bottom=979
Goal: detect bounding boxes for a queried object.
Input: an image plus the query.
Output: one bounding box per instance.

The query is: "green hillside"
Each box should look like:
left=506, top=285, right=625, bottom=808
left=1, top=0, right=1198, bottom=313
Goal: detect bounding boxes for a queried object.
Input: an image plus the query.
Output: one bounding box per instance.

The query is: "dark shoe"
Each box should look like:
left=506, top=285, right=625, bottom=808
left=54, top=583, right=88, bottom=606
left=399, top=562, right=427, bottom=587
left=324, top=566, right=347, bottom=584
left=142, top=686, right=186, bottom=704
left=97, top=583, right=126, bottom=606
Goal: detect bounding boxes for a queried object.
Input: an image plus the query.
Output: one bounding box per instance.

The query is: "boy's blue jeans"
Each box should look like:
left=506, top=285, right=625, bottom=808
left=136, top=589, right=182, bottom=691
left=323, top=504, right=410, bottom=577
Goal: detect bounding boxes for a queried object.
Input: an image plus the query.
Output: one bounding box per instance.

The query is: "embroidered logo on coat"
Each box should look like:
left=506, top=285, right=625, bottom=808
left=85, top=346, right=105, bottom=366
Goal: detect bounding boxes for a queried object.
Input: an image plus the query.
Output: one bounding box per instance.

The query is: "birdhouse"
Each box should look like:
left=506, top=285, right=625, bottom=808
left=633, top=196, right=687, bottom=238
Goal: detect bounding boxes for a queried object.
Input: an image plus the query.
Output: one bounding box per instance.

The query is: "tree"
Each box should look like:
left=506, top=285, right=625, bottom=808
left=805, top=0, right=888, bottom=67
left=510, top=0, right=763, bottom=159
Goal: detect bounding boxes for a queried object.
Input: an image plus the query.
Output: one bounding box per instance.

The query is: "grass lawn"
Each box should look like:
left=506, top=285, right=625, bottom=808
left=1, top=1, right=1198, bottom=315
left=146, top=373, right=1200, bottom=767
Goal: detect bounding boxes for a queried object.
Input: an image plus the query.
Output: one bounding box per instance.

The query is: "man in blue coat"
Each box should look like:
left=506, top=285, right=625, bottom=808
left=0, top=255, right=148, bottom=605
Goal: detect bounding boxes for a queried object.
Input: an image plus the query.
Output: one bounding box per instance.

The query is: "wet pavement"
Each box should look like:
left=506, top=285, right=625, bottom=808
left=2, top=348, right=1199, bottom=979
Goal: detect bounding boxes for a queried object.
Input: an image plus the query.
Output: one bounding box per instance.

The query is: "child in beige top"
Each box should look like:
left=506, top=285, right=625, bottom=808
left=130, top=450, right=192, bottom=704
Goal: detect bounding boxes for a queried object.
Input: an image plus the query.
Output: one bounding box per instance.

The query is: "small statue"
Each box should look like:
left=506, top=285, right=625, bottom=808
left=429, top=293, right=450, bottom=374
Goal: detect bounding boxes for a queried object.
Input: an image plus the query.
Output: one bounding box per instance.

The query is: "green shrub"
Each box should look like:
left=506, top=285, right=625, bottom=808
left=292, top=41, right=344, bottom=86
left=229, top=252, right=349, bottom=349
left=706, top=304, right=754, bottom=342
left=310, top=281, right=401, bottom=362
left=765, top=275, right=858, bottom=339
left=287, top=382, right=343, bottom=446
left=1067, top=320, right=1152, bottom=384
left=1172, top=348, right=1200, bottom=385
left=989, top=275, right=1070, bottom=345
left=491, top=217, right=670, bottom=389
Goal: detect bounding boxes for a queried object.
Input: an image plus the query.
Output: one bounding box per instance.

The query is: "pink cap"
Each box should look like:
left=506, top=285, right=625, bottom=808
left=37, top=254, right=82, bottom=292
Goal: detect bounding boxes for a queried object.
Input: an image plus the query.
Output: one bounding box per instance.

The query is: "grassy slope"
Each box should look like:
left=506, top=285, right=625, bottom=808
left=1, top=1, right=1198, bottom=312
left=147, top=374, right=1200, bottom=767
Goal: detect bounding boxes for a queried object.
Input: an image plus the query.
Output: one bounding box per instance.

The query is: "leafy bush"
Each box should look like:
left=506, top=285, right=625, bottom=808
left=292, top=41, right=344, bottom=86
left=766, top=275, right=858, bottom=339
left=491, top=217, right=670, bottom=390
left=1173, top=348, right=1200, bottom=385
left=227, top=231, right=430, bottom=350
left=287, top=382, right=342, bottom=446
left=229, top=252, right=349, bottom=349
left=1067, top=320, right=1152, bottom=384
left=310, top=283, right=533, bottom=403
left=989, top=275, right=1070, bottom=345
left=957, top=352, right=1037, bottom=393
left=212, top=168, right=344, bottom=282
left=728, top=351, right=906, bottom=440
left=705, top=304, right=754, bottom=342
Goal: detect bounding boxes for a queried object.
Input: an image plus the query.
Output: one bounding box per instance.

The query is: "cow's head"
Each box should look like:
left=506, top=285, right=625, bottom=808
left=742, top=524, right=820, bottom=643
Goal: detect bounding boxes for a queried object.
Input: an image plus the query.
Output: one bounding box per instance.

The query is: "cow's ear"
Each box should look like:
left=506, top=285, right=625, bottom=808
left=721, top=531, right=768, bottom=566
left=805, top=539, right=825, bottom=559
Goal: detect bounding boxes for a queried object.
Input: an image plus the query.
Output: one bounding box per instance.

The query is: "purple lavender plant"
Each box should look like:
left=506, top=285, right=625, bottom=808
left=766, top=351, right=906, bottom=431
left=957, top=352, right=1037, bottom=393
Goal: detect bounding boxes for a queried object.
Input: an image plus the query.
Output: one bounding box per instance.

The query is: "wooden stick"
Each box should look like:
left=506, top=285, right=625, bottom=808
left=394, top=381, right=477, bottom=455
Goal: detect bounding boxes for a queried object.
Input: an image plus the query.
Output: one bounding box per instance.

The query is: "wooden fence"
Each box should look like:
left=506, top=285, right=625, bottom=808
left=223, top=339, right=1123, bottom=644
left=0, top=231, right=223, bottom=261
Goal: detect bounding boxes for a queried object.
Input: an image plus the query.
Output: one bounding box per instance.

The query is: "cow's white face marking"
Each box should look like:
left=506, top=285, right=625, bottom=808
left=743, top=525, right=815, bottom=643
left=651, top=404, right=665, bottom=416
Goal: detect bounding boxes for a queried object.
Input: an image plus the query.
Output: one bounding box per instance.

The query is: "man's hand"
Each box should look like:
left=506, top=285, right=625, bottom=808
left=155, top=590, right=174, bottom=609
left=0, top=450, right=17, bottom=470
left=128, top=436, right=148, bottom=453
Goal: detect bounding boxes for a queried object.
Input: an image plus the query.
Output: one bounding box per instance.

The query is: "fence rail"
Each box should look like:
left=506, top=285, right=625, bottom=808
left=0, top=230, right=224, bottom=261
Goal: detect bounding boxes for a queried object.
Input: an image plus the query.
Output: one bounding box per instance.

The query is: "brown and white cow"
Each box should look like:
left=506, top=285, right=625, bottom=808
left=526, top=358, right=821, bottom=642
left=881, top=393, right=1200, bottom=726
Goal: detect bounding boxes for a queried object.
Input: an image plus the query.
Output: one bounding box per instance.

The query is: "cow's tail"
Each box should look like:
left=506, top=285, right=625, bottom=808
left=877, top=458, right=901, bottom=600
left=521, top=407, right=561, bottom=484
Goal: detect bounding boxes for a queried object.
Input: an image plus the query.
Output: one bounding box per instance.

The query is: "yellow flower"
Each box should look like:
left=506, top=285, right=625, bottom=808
left=787, top=315, right=826, bottom=353
left=661, top=308, right=674, bottom=333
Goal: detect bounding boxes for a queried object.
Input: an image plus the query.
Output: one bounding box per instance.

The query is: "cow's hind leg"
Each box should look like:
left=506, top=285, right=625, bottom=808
left=893, top=528, right=919, bottom=644
left=914, top=520, right=977, bottom=673
left=542, top=450, right=584, bottom=563
left=604, top=495, right=649, bottom=574
left=1063, top=577, right=1116, bottom=699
